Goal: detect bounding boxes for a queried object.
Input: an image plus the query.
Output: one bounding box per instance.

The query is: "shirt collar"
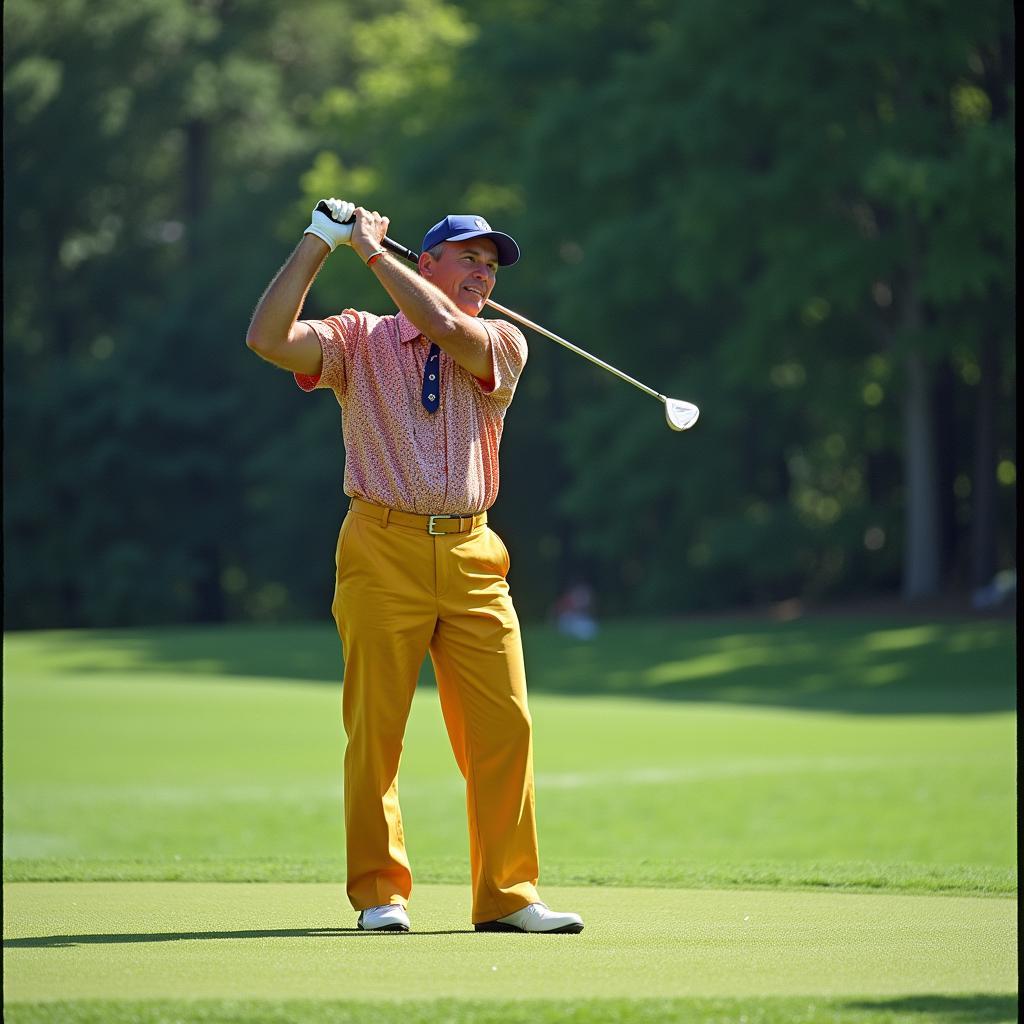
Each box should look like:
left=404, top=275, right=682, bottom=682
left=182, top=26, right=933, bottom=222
left=396, top=312, right=422, bottom=343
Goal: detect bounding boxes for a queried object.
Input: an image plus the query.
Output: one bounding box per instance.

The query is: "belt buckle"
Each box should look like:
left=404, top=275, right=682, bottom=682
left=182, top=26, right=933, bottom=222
left=428, top=514, right=456, bottom=536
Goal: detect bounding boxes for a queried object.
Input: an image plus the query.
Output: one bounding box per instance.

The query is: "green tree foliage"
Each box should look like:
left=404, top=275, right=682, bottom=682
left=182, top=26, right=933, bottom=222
left=412, top=0, right=1015, bottom=613
left=5, top=0, right=357, bottom=625
left=3, top=0, right=1014, bottom=627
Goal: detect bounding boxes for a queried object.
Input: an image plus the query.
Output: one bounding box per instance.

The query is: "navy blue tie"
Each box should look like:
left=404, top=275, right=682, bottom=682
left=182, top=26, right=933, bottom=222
left=421, top=343, right=440, bottom=413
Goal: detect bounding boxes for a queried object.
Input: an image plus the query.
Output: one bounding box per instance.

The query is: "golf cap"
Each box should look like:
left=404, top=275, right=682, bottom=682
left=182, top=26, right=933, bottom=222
left=422, top=215, right=521, bottom=267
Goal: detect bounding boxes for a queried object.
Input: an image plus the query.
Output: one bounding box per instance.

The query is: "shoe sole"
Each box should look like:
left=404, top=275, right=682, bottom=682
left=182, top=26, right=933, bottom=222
left=357, top=914, right=409, bottom=933
left=474, top=921, right=584, bottom=934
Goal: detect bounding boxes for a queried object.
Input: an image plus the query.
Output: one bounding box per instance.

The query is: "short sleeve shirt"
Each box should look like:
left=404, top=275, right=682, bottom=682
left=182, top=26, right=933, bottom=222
left=294, top=311, right=527, bottom=514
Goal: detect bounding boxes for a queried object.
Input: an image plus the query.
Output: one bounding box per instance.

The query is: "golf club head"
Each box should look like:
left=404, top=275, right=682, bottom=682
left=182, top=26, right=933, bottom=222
left=664, top=398, right=700, bottom=431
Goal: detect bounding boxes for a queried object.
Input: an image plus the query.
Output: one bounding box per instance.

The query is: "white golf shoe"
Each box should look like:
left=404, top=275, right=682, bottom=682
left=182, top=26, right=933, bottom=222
left=356, top=904, right=410, bottom=932
left=475, top=902, right=584, bottom=934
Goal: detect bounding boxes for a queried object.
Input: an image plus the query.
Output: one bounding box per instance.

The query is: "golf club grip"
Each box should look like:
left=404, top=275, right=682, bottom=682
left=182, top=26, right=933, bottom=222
left=314, top=202, right=420, bottom=263
left=382, top=236, right=420, bottom=263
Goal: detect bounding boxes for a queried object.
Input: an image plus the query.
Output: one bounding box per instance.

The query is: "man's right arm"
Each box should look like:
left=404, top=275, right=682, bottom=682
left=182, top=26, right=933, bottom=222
left=245, top=234, right=331, bottom=375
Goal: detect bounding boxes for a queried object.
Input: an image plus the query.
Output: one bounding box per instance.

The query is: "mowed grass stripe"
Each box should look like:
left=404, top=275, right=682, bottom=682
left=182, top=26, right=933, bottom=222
left=3, top=883, right=1017, bottom=1002
left=3, top=995, right=1020, bottom=1024
left=6, top=856, right=1015, bottom=897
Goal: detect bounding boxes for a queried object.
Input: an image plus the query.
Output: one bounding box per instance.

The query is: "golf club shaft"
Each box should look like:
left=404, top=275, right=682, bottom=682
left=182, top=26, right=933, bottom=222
left=481, top=297, right=663, bottom=402
left=379, top=234, right=667, bottom=405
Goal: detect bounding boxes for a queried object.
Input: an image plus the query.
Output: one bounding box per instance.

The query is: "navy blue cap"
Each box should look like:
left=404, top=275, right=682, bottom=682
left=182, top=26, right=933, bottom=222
left=421, top=214, right=521, bottom=266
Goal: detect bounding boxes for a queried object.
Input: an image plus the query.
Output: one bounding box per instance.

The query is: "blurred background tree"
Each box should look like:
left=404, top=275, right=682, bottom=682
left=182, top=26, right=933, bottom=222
left=3, top=0, right=1015, bottom=628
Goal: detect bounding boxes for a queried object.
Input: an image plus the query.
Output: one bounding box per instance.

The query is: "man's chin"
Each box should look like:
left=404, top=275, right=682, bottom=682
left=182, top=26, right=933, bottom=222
left=456, top=299, right=485, bottom=317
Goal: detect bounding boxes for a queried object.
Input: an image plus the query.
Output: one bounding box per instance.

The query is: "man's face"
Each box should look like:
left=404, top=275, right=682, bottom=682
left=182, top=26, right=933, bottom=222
left=419, top=237, right=500, bottom=316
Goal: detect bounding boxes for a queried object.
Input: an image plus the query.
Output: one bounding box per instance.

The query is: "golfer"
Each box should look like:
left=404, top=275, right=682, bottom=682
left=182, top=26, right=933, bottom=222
left=246, top=200, right=584, bottom=934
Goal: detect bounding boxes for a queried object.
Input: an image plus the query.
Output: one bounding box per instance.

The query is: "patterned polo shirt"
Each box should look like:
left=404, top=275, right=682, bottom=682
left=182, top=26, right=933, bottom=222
left=295, top=310, right=528, bottom=514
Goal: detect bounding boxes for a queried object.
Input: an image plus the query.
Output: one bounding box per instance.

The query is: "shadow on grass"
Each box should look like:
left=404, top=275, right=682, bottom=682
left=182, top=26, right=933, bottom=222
left=4, top=926, right=474, bottom=947
left=842, top=994, right=1018, bottom=1022
left=5, top=616, right=1015, bottom=715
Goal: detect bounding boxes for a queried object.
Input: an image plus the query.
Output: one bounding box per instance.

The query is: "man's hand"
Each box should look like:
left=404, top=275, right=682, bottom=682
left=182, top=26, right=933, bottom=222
left=349, top=207, right=391, bottom=262
left=304, top=198, right=356, bottom=252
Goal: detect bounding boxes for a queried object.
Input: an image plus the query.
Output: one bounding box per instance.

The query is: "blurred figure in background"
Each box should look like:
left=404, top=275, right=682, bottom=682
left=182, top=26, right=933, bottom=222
left=971, top=569, right=1016, bottom=611
left=553, top=582, right=598, bottom=641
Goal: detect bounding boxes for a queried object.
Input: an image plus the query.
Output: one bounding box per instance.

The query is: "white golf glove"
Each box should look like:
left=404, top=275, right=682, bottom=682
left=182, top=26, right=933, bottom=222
left=304, top=198, right=356, bottom=252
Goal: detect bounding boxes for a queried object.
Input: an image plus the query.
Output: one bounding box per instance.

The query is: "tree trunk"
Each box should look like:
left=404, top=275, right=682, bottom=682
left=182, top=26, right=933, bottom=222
left=902, top=347, right=942, bottom=600
left=184, top=117, right=225, bottom=622
left=931, top=357, right=958, bottom=581
left=970, top=332, right=998, bottom=588
left=184, top=119, right=210, bottom=258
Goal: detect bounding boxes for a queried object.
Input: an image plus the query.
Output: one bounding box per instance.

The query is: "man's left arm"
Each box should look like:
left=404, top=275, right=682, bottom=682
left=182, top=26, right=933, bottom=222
left=349, top=208, right=494, bottom=384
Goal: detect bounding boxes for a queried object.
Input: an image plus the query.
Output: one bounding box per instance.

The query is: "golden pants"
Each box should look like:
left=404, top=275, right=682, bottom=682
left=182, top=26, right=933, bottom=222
left=332, top=500, right=540, bottom=923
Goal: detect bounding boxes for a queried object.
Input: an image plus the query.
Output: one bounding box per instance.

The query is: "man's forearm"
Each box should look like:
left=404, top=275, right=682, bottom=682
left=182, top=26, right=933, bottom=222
left=246, top=235, right=329, bottom=349
left=367, top=252, right=492, bottom=379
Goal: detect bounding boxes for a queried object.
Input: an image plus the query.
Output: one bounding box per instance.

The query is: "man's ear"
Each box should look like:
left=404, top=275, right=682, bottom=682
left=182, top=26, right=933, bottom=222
left=417, top=252, right=433, bottom=277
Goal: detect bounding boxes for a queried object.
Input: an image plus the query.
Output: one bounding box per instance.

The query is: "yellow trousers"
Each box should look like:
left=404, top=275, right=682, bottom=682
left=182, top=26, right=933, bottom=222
left=332, top=498, right=540, bottom=923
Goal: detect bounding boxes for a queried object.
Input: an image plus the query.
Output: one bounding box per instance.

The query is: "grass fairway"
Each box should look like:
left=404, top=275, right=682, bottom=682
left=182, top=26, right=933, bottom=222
left=2, top=617, right=1017, bottom=1022
left=3, top=882, right=1015, bottom=999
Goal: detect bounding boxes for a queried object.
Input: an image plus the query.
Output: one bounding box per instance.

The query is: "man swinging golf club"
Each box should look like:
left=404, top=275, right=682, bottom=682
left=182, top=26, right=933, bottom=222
left=246, top=199, right=584, bottom=934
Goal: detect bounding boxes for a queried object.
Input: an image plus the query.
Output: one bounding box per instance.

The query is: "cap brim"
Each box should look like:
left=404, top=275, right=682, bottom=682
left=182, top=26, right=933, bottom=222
left=444, top=229, right=521, bottom=266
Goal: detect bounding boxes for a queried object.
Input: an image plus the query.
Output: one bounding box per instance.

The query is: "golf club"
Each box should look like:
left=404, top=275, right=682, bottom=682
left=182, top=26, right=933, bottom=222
left=315, top=202, right=700, bottom=432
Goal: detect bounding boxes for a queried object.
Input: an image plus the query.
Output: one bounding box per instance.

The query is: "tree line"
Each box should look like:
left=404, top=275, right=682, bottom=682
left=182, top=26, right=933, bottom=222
left=3, top=0, right=1015, bottom=628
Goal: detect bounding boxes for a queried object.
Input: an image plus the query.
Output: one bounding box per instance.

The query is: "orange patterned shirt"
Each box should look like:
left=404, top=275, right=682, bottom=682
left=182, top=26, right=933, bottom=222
left=295, top=311, right=528, bottom=514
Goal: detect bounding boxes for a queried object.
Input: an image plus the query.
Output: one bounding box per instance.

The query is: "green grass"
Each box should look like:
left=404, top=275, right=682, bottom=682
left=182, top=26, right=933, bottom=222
left=3, top=997, right=1019, bottom=1024
left=3, top=883, right=1016, bottom=1001
left=5, top=856, right=1012, bottom=896
left=2, top=617, right=1017, bottom=1021
left=2, top=616, right=1013, bottom=713
left=3, top=620, right=1016, bottom=894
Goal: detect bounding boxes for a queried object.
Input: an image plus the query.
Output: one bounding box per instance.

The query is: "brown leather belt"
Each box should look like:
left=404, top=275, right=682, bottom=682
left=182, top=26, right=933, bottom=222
left=349, top=497, right=487, bottom=536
